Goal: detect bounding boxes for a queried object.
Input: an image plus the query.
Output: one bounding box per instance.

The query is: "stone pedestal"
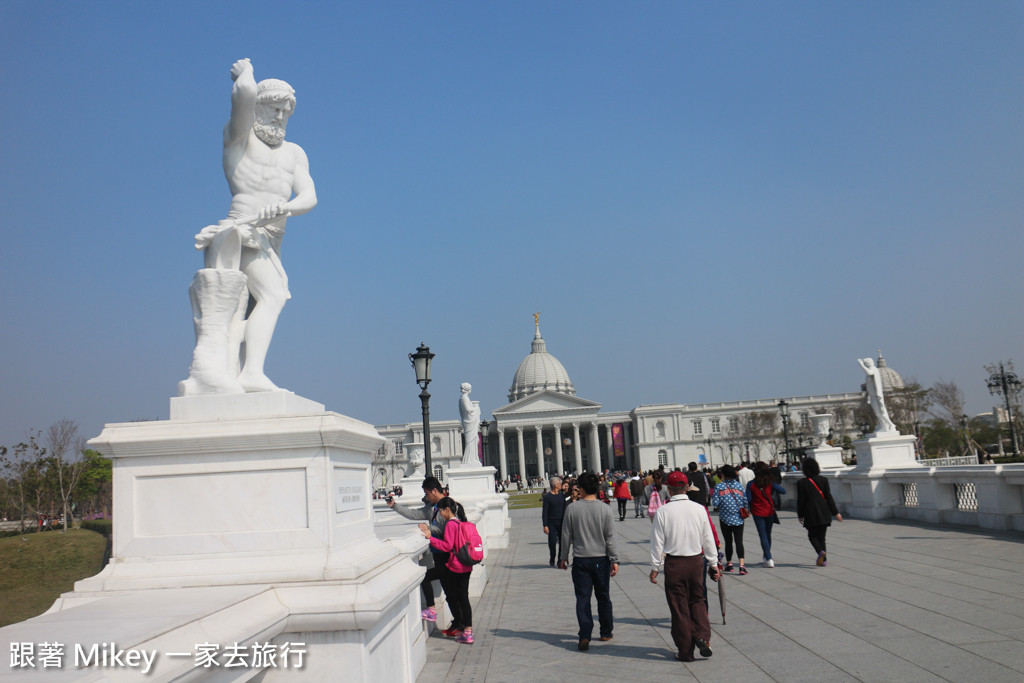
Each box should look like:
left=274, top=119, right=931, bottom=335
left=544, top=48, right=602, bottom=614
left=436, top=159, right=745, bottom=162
left=2, top=392, right=429, bottom=681
left=807, top=445, right=845, bottom=469
left=854, top=433, right=919, bottom=470
left=445, top=466, right=510, bottom=597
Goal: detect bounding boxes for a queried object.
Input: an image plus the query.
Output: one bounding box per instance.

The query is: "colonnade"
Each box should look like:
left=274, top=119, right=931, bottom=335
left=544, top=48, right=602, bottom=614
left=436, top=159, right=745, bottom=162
left=494, top=421, right=635, bottom=481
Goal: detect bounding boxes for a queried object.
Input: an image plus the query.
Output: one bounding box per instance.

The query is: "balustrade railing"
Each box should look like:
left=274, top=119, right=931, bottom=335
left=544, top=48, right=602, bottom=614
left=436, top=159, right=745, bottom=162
left=781, top=464, right=1024, bottom=532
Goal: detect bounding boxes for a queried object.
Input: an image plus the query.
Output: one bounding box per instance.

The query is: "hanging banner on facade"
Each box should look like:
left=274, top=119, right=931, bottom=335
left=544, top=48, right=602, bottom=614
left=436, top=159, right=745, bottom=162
left=612, top=423, right=625, bottom=458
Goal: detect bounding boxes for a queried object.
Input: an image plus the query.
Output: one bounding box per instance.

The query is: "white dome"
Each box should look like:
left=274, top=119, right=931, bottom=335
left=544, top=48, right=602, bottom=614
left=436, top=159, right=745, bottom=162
left=508, top=323, right=576, bottom=402
left=876, top=350, right=905, bottom=392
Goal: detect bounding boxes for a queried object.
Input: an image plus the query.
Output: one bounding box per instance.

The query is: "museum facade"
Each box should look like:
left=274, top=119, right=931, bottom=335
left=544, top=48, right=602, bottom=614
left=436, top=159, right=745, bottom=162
left=376, top=323, right=904, bottom=486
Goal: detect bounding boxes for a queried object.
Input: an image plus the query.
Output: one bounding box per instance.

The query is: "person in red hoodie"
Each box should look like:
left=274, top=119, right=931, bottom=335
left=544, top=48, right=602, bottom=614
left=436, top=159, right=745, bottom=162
left=419, top=497, right=475, bottom=644
left=745, top=462, right=787, bottom=568
left=613, top=475, right=632, bottom=521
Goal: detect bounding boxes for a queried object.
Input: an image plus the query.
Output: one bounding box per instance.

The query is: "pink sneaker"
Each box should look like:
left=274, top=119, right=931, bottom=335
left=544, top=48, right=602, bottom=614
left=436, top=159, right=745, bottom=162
left=456, top=630, right=474, bottom=644
left=421, top=607, right=436, bottom=622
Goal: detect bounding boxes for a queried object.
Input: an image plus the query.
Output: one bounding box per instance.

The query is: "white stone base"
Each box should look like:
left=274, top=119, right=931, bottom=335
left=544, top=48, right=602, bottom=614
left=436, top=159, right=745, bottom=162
left=0, top=395, right=429, bottom=681
left=854, top=433, right=919, bottom=470
left=807, top=445, right=845, bottom=469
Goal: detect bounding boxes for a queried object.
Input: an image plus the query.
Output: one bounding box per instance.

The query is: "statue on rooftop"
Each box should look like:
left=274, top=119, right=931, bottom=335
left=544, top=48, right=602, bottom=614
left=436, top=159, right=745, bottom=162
left=180, top=59, right=317, bottom=396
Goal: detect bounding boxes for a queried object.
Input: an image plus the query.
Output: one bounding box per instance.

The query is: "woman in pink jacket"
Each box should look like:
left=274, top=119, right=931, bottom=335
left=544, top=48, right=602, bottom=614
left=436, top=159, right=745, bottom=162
left=419, top=497, right=475, bottom=644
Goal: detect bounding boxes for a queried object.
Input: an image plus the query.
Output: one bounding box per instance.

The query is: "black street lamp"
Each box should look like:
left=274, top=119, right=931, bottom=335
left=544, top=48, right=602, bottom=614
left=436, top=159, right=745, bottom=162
left=959, top=413, right=970, bottom=457
left=778, top=399, right=791, bottom=465
left=480, top=420, right=490, bottom=469
left=986, top=361, right=1022, bottom=456
left=409, top=343, right=435, bottom=476
left=744, top=441, right=751, bottom=460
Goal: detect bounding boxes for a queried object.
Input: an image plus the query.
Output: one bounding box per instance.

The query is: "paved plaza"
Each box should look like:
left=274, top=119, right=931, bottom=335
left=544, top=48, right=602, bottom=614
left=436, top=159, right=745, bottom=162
left=416, top=505, right=1024, bottom=682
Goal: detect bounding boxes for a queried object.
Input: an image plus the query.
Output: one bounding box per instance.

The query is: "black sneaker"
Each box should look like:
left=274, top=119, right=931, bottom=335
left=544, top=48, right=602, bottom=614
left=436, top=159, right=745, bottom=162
left=694, top=639, right=713, bottom=657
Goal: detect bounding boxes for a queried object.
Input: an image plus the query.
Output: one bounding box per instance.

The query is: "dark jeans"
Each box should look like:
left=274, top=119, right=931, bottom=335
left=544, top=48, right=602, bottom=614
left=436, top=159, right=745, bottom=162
left=421, top=552, right=449, bottom=606
left=441, top=567, right=473, bottom=629
left=806, top=524, right=828, bottom=555
left=721, top=523, right=745, bottom=562
left=547, top=520, right=562, bottom=564
left=616, top=499, right=628, bottom=520
left=663, top=554, right=711, bottom=657
left=753, top=515, right=774, bottom=561
left=571, top=556, right=613, bottom=640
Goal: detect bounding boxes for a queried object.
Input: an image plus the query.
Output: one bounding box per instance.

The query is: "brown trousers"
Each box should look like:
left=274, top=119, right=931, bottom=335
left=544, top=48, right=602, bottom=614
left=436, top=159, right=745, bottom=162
left=663, top=554, right=711, bottom=656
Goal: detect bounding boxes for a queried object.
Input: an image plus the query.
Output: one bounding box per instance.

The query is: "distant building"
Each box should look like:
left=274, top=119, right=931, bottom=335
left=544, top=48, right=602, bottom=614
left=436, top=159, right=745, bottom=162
left=376, top=326, right=904, bottom=483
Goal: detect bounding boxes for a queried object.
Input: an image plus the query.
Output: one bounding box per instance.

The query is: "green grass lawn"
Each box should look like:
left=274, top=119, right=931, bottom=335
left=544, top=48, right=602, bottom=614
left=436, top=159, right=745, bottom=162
left=506, top=491, right=544, bottom=509
left=0, top=530, right=107, bottom=627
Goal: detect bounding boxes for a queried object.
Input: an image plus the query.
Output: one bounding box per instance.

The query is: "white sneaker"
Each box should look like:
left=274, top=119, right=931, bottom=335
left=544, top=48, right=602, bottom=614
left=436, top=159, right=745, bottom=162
left=764, top=559, right=775, bottom=568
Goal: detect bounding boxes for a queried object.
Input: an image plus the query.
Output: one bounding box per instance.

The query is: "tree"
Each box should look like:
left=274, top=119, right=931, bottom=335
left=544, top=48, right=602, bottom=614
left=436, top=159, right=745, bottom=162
left=45, top=419, right=87, bottom=532
left=76, top=449, right=112, bottom=517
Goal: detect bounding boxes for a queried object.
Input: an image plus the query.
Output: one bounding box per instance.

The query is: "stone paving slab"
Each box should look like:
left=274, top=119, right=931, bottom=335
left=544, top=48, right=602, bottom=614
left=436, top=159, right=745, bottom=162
left=415, top=505, right=1024, bottom=682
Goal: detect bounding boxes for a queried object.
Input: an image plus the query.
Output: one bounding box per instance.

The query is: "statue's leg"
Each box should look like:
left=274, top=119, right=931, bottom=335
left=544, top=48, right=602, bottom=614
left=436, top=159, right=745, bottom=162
left=237, top=251, right=288, bottom=392
left=203, top=222, right=242, bottom=270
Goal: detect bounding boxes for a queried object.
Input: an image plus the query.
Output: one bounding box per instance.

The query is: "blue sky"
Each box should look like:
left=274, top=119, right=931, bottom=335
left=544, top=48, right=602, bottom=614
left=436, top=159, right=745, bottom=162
left=1, top=2, right=1021, bottom=447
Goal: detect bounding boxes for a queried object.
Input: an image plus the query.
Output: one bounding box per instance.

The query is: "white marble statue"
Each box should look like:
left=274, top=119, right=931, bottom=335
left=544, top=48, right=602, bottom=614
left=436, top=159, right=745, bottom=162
left=858, top=357, right=898, bottom=434
left=180, top=58, right=318, bottom=396
left=459, top=383, right=481, bottom=466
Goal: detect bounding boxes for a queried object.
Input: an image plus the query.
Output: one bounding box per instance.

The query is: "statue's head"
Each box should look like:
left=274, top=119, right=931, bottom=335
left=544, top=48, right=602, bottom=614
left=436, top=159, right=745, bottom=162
left=254, top=79, right=296, bottom=147
left=863, top=357, right=875, bottom=369
left=461, top=382, right=472, bottom=394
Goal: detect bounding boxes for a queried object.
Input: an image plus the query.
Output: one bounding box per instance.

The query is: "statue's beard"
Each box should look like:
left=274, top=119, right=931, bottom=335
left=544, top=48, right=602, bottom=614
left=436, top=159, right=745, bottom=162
left=254, top=121, right=286, bottom=146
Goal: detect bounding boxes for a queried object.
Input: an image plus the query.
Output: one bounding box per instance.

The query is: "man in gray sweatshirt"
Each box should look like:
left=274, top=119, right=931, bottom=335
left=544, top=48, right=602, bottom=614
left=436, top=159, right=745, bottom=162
left=558, top=472, right=619, bottom=651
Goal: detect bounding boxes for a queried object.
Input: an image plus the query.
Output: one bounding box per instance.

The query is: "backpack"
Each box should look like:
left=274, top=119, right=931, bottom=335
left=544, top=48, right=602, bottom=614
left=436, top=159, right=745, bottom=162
left=453, top=520, right=485, bottom=567
left=647, top=488, right=663, bottom=518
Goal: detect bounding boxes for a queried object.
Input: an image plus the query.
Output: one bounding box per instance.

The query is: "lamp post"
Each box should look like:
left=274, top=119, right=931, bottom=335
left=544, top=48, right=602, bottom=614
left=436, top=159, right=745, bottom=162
left=986, top=361, right=1022, bottom=456
left=778, top=399, right=791, bottom=465
left=744, top=441, right=751, bottom=461
left=959, top=414, right=970, bottom=458
left=728, top=443, right=735, bottom=465
left=480, top=420, right=489, bottom=469
left=409, top=343, right=435, bottom=476
left=703, top=436, right=714, bottom=467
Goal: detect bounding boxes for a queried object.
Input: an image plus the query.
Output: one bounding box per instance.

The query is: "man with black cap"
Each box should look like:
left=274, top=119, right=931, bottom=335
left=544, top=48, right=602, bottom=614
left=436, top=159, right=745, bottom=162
left=649, top=470, right=720, bottom=663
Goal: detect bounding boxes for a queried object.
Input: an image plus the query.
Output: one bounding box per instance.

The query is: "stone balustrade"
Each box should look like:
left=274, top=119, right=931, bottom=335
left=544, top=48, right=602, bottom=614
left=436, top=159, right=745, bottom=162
left=779, top=464, right=1024, bottom=532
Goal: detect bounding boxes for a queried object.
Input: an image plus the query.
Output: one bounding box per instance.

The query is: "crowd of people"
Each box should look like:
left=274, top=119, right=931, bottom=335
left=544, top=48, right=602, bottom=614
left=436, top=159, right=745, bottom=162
left=384, top=458, right=842, bottom=663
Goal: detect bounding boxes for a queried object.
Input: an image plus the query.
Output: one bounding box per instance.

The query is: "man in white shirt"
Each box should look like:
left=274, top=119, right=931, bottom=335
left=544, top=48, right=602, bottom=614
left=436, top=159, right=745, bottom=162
left=737, top=462, right=755, bottom=488
left=649, top=471, right=720, bottom=663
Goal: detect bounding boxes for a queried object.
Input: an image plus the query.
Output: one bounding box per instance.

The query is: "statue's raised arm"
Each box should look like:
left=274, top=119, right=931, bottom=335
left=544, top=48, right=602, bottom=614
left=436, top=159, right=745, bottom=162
left=225, top=58, right=257, bottom=147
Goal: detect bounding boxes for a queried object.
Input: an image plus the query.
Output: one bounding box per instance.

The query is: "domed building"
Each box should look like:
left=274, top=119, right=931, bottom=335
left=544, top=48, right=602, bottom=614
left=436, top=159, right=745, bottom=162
left=375, top=319, right=881, bottom=484
left=876, top=350, right=905, bottom=392
left=507, top=320, right=576, bottom=401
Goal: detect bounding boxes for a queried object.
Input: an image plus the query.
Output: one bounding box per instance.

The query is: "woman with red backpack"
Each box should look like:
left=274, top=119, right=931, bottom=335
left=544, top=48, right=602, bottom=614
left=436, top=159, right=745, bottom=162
left=745, top=462, right=786, bottom=568
left=419, top=497, right=475, bottom=644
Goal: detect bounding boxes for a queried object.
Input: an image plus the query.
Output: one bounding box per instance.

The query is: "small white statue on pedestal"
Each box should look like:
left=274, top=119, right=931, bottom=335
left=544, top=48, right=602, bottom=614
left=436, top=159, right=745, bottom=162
left=458, top=383, right=481, bottom=467
left=180, top=58, right=318, bottom=397
left=858, top=357, right=898, bottom=434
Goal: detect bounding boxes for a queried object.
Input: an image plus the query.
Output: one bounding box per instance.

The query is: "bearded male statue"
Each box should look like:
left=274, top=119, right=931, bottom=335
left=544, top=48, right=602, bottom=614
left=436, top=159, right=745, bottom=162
left=180, top=59, right=317, bottom=396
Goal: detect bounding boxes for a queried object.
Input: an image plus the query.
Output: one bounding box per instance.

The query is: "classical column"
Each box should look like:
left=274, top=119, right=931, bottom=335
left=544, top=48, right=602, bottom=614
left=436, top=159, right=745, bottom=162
left=572, top=423, right=583, bottom=474
left=553, top=424, right=564, bottom=475
left=497, top=427, right=508, bottom=481
left=589, top=423, right=601, bottom=473
left=516, top=426, right=526, bottom=482
left=605, top=423, right=616, bottom=471
left=535, top=425, right=546, bottom=479
left=624, top=422, right=635, bottom=470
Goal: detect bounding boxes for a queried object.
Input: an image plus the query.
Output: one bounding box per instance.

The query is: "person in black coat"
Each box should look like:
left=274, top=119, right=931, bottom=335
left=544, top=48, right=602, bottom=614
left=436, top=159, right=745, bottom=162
left=796, top=458, right=843, bottom=566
